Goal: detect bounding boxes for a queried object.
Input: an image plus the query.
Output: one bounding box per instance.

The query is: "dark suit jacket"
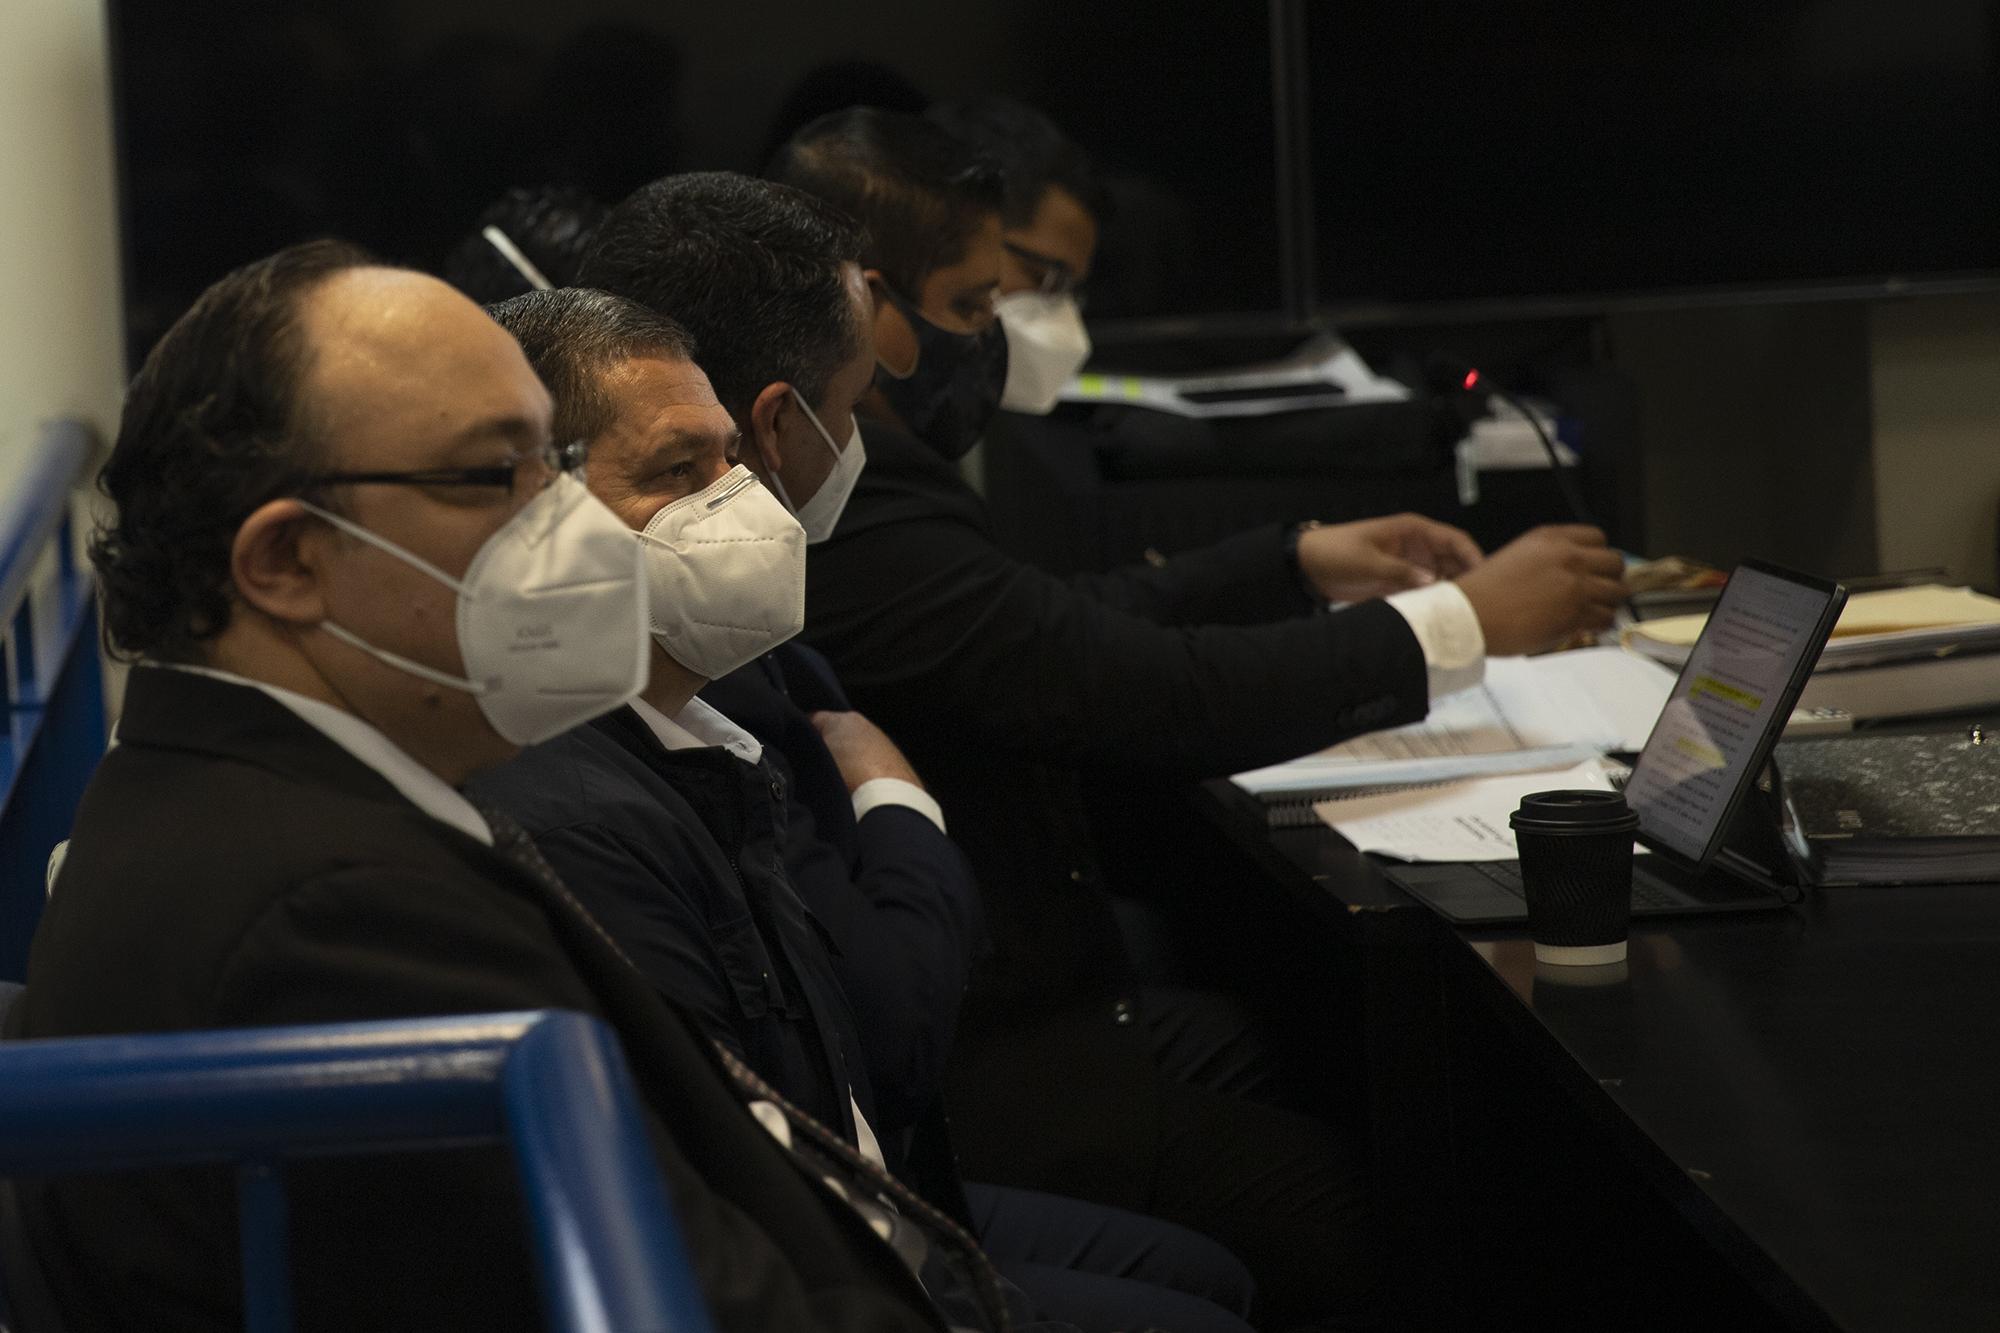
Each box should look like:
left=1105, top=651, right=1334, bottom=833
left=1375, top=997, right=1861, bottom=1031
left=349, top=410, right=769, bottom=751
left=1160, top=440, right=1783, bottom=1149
left=801, top=418, right=1430, bottom=1204
left=466, top=704, right=875, bottom=1142
left=9, top=667, right=944, bottom=1333
left=701, top=645, right=984, bottom=1133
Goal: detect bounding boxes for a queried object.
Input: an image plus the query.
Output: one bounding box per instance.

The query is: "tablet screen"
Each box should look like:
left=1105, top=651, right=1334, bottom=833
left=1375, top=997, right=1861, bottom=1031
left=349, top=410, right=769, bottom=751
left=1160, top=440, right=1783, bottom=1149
left=1624, top=564, right=1841, bottom=866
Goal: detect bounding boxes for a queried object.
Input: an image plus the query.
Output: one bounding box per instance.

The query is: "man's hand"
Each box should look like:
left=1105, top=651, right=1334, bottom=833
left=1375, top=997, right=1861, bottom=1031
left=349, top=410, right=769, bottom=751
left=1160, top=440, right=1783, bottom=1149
left=1296, top=513, right=1485, bottom=603
left=1453, top=525, right=1627, bottom=656
left=810, top=710, right=925, bottom=794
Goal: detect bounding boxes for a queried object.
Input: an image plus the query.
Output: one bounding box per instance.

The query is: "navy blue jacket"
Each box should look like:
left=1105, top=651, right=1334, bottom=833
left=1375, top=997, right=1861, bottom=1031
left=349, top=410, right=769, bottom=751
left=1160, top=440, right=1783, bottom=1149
left=467, top=704, right=873, bottom=1142
left=702, top=644, right=984, bottom=1133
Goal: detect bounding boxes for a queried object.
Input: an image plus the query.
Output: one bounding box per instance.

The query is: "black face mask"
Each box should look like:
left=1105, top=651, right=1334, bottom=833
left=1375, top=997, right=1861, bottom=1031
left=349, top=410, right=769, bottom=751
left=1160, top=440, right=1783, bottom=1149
left=875, top=284, right=1008, bottom=462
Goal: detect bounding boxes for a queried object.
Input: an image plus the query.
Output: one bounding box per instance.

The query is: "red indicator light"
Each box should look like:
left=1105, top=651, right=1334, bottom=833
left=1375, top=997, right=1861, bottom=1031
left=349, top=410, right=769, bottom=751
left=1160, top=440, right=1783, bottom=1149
left=1462, top=369, right=1480, bottom=391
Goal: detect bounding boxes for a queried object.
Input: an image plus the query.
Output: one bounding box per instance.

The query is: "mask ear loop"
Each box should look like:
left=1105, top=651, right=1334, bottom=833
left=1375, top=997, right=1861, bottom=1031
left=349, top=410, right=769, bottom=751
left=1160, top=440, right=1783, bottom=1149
left=869, top=275, right=922, bottom=380
left=296, top=500, right=471, bottom=595
left=316, top=620, right=494, bottom=695
left=788, top=389, right=845, bottom=463
left=763, top=466, right=799, bottom=517
left=765, top=389, right=844, bottom=519
left=483, top=226, right=554, bottom=292
left=293, top=499, right=497, bottom=694
left=759, top=392, right=806, bottom=518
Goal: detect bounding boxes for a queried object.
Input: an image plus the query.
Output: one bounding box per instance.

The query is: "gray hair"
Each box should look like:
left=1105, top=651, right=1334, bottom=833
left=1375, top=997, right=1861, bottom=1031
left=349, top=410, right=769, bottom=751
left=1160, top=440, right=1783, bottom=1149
left=486, top=287, right=696, bottom=444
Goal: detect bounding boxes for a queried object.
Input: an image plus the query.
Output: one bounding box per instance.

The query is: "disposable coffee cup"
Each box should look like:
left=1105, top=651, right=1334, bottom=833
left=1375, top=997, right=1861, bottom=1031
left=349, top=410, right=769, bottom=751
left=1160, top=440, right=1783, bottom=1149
left=1509, top=790, right=1640, bottom=966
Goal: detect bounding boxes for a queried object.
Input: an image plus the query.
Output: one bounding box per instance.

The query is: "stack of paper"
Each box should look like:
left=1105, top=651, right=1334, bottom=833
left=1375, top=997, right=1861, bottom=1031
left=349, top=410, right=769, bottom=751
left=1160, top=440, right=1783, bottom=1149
left=1622, top=584, right=2000, bottom=722
left=1230, top=646, right=1674, bottom=798
left=1624, top=584, right=2000, bottom=670
left=1314, top=758, right=1626, bottom=863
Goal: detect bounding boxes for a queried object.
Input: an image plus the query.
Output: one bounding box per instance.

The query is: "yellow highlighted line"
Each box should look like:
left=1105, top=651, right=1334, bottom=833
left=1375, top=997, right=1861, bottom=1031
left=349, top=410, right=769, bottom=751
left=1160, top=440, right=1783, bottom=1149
left=1690, top=674, right=1761, bottom=711
left=1673, top=735, right=1727, bottom=768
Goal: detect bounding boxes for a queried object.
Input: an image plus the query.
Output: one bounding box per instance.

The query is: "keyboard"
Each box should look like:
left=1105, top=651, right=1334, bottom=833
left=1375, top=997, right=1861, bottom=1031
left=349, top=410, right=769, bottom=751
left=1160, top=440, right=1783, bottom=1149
left=1471, top=860, right=1686, bottom=911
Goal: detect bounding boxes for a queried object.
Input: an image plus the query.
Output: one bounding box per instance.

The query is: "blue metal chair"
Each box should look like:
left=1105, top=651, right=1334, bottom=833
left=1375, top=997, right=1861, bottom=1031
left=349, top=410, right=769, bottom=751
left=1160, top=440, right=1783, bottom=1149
left=0, top=994, right=715, bottom=1333
left=0, top=421, right=108, bottom=979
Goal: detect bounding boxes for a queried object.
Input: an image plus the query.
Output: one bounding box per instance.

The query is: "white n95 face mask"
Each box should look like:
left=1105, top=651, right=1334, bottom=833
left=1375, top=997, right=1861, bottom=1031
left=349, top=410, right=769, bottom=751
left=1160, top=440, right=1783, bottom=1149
left=762, top=389, right=867, bottom=544
left=997, top=291, right=1092, bottom=415
left=299, top=472, right=650, bottom=746
left=638, top=465, right=806, bottom=680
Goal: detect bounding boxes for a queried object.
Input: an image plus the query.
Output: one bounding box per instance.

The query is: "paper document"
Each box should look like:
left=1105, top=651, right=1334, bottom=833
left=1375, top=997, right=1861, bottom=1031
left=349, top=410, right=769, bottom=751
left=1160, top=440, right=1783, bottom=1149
left=1057, top=332, right=1410, bottom=418
left=1625, top=585, right=2000, bottom=669
left=1230, top=647, right=1674, bottom=795
left=1315, top=759, right=1622, bottom=862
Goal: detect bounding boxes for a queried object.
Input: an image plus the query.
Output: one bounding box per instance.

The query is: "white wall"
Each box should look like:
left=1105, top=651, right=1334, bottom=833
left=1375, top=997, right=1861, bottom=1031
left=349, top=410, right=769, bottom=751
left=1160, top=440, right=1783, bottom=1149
left=0, top=0, right=125, bottom=486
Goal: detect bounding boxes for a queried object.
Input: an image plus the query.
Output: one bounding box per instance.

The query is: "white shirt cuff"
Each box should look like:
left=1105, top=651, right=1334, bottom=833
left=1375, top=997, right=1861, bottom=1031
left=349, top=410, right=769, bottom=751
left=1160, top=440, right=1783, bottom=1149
left=851, top=777, right=947, bottom=835
left=1385, top=581, right=1487, bottom=701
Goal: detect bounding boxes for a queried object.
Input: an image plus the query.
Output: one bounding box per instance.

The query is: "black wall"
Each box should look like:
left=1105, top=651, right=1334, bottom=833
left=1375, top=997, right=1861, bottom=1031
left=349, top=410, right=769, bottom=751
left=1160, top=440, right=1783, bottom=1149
left=109, top=0, right=2000, bottom=362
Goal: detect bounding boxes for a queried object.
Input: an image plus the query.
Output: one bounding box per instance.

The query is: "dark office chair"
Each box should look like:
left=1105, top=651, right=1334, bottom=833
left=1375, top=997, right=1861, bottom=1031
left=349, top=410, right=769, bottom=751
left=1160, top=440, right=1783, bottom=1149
left=0, top=994, right=714, bottom=1333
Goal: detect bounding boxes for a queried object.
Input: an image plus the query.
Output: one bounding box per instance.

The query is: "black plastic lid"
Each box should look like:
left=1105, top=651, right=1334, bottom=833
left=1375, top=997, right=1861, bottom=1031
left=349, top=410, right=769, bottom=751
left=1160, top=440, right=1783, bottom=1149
left=1509, top=789, right=1641, bottom=837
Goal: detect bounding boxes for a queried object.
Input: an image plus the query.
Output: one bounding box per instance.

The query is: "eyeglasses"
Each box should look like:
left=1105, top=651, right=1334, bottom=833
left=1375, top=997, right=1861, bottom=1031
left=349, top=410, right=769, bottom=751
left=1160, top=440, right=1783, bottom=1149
left=303, top=439, right=588, bottom=496
left=1002, top=241, right=1086, bottom=303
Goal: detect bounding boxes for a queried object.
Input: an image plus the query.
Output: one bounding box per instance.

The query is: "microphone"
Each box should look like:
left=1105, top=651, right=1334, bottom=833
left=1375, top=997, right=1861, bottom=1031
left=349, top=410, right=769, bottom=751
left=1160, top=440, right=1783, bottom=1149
left=1425, top=354, right=1594, bottom=528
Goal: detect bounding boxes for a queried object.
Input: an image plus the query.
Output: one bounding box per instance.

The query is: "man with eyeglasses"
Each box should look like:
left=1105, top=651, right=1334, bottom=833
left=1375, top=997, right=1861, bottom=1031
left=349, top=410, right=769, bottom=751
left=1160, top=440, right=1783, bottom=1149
left=925, top=98, right=1100, bottom=417
left=771, top=107, right=1628, bottom=1331
left=10, top=240, right=1016, bottom=1333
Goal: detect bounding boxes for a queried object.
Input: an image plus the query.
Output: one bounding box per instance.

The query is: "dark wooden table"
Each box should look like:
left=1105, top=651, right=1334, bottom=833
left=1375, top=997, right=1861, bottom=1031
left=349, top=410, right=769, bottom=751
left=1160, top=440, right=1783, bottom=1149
left=1198, top=779, right=2000, bottom=1332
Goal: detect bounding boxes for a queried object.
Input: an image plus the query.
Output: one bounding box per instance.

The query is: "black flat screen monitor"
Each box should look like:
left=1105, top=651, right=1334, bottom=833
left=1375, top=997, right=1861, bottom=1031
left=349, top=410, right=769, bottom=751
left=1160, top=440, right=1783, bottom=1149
left=1307, top=2, right=2000, bottom=319
left=107, top=0, right=1281, bottom=364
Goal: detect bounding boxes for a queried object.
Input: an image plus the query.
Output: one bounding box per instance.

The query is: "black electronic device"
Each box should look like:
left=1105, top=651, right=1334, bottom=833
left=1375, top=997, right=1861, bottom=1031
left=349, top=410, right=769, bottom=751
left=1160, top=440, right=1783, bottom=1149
left=1423, top=352, right=1594, bottom=526
left=1385, top=560, right=1848, bottom=924
left=1307, top=3, right=2000, bottom=320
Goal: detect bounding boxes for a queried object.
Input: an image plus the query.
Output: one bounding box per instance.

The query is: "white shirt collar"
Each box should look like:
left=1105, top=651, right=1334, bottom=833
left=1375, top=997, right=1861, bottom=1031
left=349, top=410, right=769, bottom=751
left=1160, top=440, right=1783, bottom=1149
left=157, top=663, right=494, bottom=847
left=627, top=694, right=764, bottom=765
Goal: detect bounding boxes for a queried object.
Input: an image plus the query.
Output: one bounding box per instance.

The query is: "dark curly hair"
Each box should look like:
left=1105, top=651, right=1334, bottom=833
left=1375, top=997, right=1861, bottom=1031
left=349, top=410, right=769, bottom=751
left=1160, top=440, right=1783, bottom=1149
left=91, top=238, right=377, bottom=663
left=486, top=287, right=695, bottom=446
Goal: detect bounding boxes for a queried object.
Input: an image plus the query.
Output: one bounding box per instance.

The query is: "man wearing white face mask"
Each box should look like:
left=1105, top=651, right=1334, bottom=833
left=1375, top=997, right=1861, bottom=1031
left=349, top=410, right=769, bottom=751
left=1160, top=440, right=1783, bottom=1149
left=15, top=243, right=998, bottom=1333
left=471, top=285, right=1262, bottom=1333
left=927, top=99, right=1100, bottom=415
left=467, top=290, right=878, bottom=1140
left=578, top=173, right=982, bottom=1121
left=909, top=98, right=1109, bottom=582
left=772, top=107, right=1634, bottom=1333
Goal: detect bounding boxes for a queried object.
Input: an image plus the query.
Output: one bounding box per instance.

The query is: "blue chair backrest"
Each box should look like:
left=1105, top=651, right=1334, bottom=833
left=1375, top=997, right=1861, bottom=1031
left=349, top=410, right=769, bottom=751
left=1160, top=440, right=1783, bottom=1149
left=0, top=421, right=107, bottom=980
left=0, top=1007, right=714, bottom=1333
